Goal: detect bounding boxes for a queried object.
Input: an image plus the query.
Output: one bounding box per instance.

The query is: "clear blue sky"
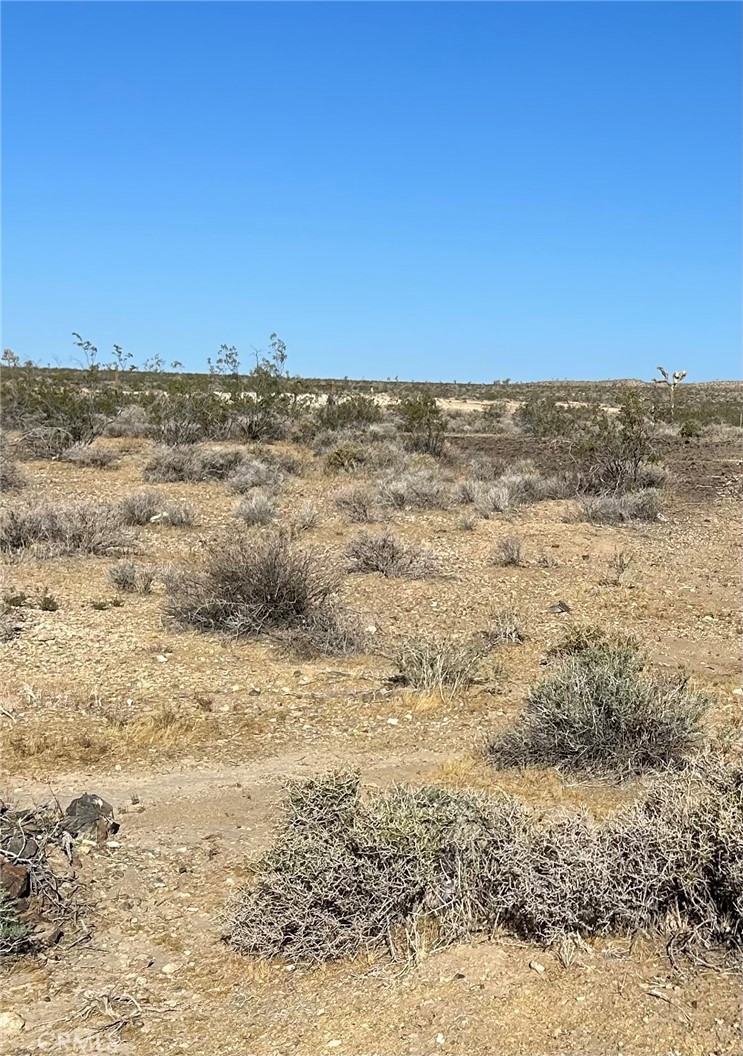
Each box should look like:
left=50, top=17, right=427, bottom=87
left=2, top=1, right=740, bottom=381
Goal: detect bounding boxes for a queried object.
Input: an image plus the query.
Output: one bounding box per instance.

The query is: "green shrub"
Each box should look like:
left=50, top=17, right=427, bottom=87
left=489, top=644, right=709, bottom=778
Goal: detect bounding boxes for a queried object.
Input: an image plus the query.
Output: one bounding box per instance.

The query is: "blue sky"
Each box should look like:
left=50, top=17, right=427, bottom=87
left=2, top=1, right=740, bottom=381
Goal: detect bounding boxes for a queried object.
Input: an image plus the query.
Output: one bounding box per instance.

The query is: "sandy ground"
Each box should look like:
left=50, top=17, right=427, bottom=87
left=1, top=434, right=741, bottom=1055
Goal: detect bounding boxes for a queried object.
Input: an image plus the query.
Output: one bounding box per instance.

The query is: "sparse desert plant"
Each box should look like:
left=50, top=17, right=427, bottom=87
left=108, top=560, right=156, bottom=594
left=345, top=530, right=440, bottom=578
left=0, top=500, right=133, bottom=557
left=292, top=502, right=319, bottom=532
left=235, top=490, right=276, bottom=526
left=574, top=489, right=660, bottom=524
left=143, top=445, right=247, bottom=483
left=377, top=469, right=452, bottom=510
left=390, top=636, right=486, bottom=695
left=396, top=392, right=448, bottom=457
left=0, top=456, right=28, bottom=492
left=334, top=485, right=378, bottom=523
left=546, top=623, right=639, bottom=661
left=491, top=536, right=524, bottom=567
left=104, top=403, right=150, bottom=438
left=165, top=532, right=356, bottom=653
left=473, top=482, right=512, bottom=518
left=489, top=644, right=710, bottom=778
left=457, top=512, right=477, bottom=531
left=601, top=550, right=633, bottom=586
left=483, top=609, right=525, bottom=645
left=226, top=458, right=280, bottom=493
left=61, top=444, right=120, bottom=469
left=118, top=488, right=164, bottom=525
left=323, top=440, right=368, bottom=473
left=118, top=488, right=193, bottom=527
left=226, top=755, right=743, bottom=962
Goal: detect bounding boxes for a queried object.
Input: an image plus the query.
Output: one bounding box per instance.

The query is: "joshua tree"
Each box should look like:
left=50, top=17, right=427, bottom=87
left=653, top=366, right=687, bottom=421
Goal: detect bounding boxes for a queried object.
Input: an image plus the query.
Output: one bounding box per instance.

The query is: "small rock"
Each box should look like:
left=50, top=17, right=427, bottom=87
left=436, top=1034, right=445, bottom=1046
left=0, top=1012, right=25, bottom=1034
left=386, top=718, right=399, bottom=726
left=529, top=960, right=545, bottom=974
left=156, top=654, right=168, bottom=663
left=161, top=962, right=182, bottom=976
left=548, top=600, right=571, bottom=614
left=0, top=860, right=30, bottom=899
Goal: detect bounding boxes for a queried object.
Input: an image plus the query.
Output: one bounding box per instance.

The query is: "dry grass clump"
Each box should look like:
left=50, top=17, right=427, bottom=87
left=390, top=636, right=486, bottom=695
left=574, top=489, right=660, bottom=524
left=292, top=502, right=319, bottom=532
left=165, top=532, right=358, bottom=653
left=0, top=455, right=29, bottom=491
left=0, top=500, right=133, bottom=557
left=483, top=609, right=524, bottom=645
left=108, top=560, right=156, bottom=594
left=104, top=404, right=151, bottom=438
left=334, top=485, right=379, bottom=523
left=226, top=756, right=742, bottom=962
left=489, top=643, right=710, bottom=778
left=546, top=623, right=638, bottom=661
left=234, top=490, right=276, bottom=526
left=345, top=530, right=440, bottom=578
left=61, top=443, right=120, bottom=469
left=491, top=536, right=524, bottom=567
left=118, top=488, right=194, bottom=527
left=143, top=445, right=247, bottom=483
left=377, top=468, right=452, bottom=510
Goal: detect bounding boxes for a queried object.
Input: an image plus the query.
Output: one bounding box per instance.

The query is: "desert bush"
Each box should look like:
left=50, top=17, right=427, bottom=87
left=346, top=530, right=440, bottom=578
left=235, top=491, right=276, bottom=526
left=292, top=502, right=319, bottom=532
left=377, top=469, right=452, bottom=510
left=165, top=532, right=355, bottom=652
left=61, top=443, right=120, bottom=469
left=118, top=488, right=162, bottom=525
left=574, top=489, right=660, bottom=524
left=0, top=457, right=28, bottom=492
left=315, top=393, right=383, bottom=432
left=573, top=395, right=660, bottom=494
left=396, top=392, right=448, bottom=456
left=322, top=440, right=368, bottom=473
left=483, top=609, right=525, bottom=645
left=335, top=485, right=379, bottom=523
left=108, top=560, right=155, bottom=594
left=491, top=536, right=524, bottom=567
left=466, top=456, right=507, bottom=482
left=473, top=482, right=512, bottom=518
left=283, top=599, right=366, bottom=659
left=0, top=501, right=132, bottom=557
left=457, top=512, right=477, bottom=531
left=226, top=458, right=280, bottom=494
left=226, top=756, right=742, bottom=961
left=546, top=623, right=639, bottom=661
left=104, top=403, right=151, bottom=438
left=391, top=636, right=486, bottom=695
left=489, top=644, right=710, bottom=778
left=143, top=446, right=247, bottom=483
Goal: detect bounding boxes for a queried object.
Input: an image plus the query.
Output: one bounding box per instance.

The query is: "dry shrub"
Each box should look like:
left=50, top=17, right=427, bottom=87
left=144, top=445, right=247, bottom=483
left=292, top=502, right=319, bottom=532
left=390, top=637, right=486, bottom=695
left=491, top=536, right=524, bottom=567
left=226, top=755, right=742, bottom=962
left=0, top=500, right=133, bottom=557
left=61, top=444, right=120, bottom=469
left=118, top=489, right=194, bottom=527
left=377, top=469, right=452, bottom=510
left=227, top=458, right=280, bottom=493
left=108, top=560, right=156, bottom=594
left=483, top=609, right=524, bottom=645
left=104, top=404, right=150, bottom=438
left=489, top=644, right=710, bottom=778
left=345, top=530, right=440, bottom=578
left=574, top=489, right=660, bottom=524
left=0, top=456, right=28, bottom=492
left=235, top=491, right=276, bottom=526
left=165, top=532, right=358, bottom=653
left=546, top=623, right=638, bottom=661
left=334, top=485, right=379, bottom=523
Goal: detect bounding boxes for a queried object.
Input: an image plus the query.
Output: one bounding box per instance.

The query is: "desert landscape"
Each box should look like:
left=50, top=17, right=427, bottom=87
left=0, top=363, right=741, bottom=1055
